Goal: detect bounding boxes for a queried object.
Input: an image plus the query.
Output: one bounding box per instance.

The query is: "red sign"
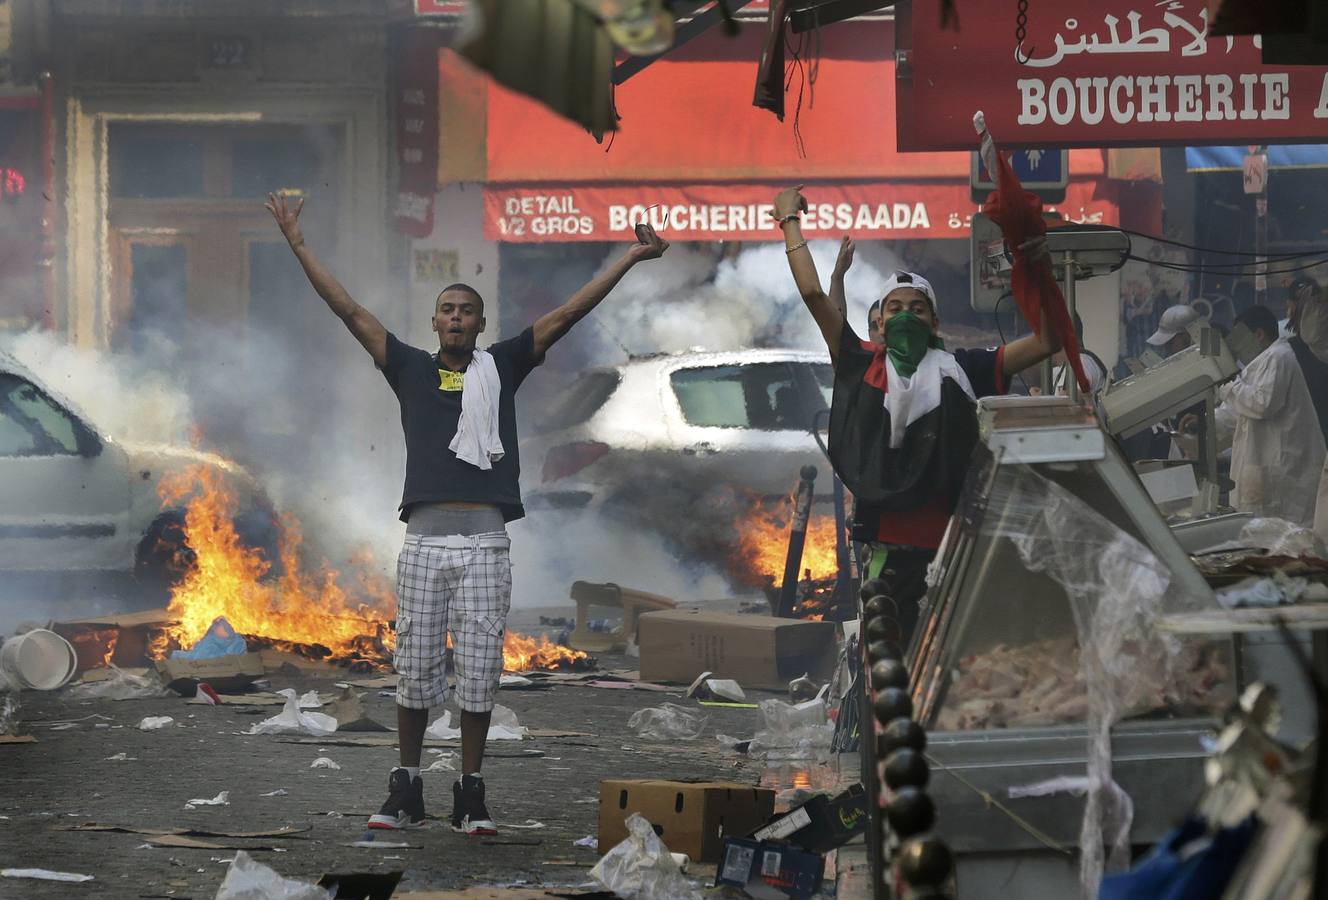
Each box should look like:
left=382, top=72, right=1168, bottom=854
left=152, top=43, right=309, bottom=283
left=897, top=0, right=1328, bottom=150
left=394, top=32, right=441, bottom=237
left=483, top=179, right=1117, bottom=242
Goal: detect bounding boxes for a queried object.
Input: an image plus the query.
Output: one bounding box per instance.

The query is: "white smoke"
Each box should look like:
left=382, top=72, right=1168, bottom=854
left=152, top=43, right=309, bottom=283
left=3, top=329, right=194, bottom=446
left=586, top=239, right=903, bottom=358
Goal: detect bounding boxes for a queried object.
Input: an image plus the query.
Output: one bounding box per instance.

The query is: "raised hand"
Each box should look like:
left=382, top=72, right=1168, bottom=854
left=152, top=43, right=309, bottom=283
left=833, top=235, right=856, bottom=277
left=774, top=185, right=808, bottom=220
left=629, top=223, right=670, bottom=262
left=265, top=191, right=306, bottom=248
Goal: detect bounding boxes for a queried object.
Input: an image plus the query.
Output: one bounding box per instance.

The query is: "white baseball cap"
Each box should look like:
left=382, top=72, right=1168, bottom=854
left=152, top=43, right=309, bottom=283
left=881, top=271, right=937, bottom=309
left=1146, top=304, right=1201, bottom=346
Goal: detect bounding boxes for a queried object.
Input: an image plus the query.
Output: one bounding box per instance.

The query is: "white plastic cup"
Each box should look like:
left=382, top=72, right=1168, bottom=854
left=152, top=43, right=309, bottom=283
left=0, top=629, right=78, bottom=691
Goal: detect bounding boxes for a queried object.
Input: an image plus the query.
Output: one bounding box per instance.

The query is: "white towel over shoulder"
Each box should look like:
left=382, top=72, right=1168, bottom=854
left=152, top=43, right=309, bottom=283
left=448, top=350, right=505, bottom=470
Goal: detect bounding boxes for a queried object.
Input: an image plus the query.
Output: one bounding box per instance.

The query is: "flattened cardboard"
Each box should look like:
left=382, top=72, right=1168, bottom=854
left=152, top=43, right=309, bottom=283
left=599, top=779, right=775, bottom=864
left=715, top=837, right=825, bottom=899
left=637, top=611, right=837, bottom=690
left=155, top=652, right=264, bottom=695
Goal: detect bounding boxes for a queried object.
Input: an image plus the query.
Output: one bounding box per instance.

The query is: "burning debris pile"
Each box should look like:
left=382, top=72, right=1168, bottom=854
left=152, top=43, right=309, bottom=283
left=732, top=494, right=853, bottom=622
left=81, top=465, right=591, bottom=675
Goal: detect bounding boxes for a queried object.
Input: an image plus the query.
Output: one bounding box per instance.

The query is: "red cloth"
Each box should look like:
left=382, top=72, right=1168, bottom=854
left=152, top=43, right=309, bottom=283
left=979, top=147, right=1090, bottom=394
left=876, top=495, right=951, bottom=549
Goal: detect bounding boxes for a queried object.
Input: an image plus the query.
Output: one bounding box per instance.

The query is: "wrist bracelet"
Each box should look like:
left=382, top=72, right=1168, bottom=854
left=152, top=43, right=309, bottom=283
left=785, top=240, right=808, bottom=254
left=777, top=212, right=801, bottom=226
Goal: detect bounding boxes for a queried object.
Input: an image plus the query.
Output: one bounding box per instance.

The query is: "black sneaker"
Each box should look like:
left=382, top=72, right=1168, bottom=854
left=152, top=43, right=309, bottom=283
left=451, top=774, right=498, bottom=835
left=367, top=768, right=425, bottom=830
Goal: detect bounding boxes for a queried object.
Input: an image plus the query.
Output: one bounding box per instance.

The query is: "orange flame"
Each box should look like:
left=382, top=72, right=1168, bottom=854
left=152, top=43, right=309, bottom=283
left=503, top=632, right=588, bottom=672
left=153, top=465, right=586, bottom=673
left=733, top=496, right=839, bottom=587
left=154, top=465, right=394, bottom=659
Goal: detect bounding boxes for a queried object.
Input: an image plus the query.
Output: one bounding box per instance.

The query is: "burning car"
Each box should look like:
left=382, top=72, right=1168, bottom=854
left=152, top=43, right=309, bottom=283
left=524, top=349, right=843, bottom=585
left=0, top=350, right=277, bottom=605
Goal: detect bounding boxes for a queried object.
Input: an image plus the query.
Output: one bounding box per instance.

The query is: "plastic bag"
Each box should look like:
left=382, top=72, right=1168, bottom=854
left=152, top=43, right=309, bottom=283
left=627, top=703, right=707, bottom=741
left=589, top=813, right=701, bottom=900
left=243, top=689, right=337, bottom=737
left=69, top=667, right=169, bottom=701
left=172, top=617, right=247, bottom=660
left=138, top=716, right=174, bottom=731
left=1237, top=517, right=1328, bottom=558
left=0, top=692, right=18, bottom=736
left=747, top=697, right=834, bottom=761
left=214, top=850, right=331, bottom=900
left=425, top=705, right=527, bottom=741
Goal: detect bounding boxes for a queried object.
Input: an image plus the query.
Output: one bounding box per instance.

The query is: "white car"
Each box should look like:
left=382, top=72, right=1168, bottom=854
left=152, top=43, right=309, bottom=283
left=0, top=350, right=276, bottom=602
left=524, top=348, right=838, bottom=519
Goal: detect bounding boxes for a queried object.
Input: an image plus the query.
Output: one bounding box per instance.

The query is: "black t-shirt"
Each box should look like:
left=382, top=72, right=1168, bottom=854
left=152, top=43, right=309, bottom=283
left=380, top=328, right=542, bottom=523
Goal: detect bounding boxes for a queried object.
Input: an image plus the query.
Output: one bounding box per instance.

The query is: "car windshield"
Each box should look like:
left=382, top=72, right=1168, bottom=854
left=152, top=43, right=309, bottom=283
left=536, top=371, right=621, bottom=434
left=0, top=373, right=81, bottom=456
left=670, top=362, right=825, bottom=431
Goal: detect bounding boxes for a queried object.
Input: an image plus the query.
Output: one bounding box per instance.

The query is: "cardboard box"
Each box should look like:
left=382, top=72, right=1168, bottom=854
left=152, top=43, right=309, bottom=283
left=155, top=652, right=265, bottom=695
left=636, top=610, right=837, bottom=690
left=751, top=785, right=869, bottom=853
left=599, top=780, right=775, bottom=864
left=715, top=837, right=826, bottom=899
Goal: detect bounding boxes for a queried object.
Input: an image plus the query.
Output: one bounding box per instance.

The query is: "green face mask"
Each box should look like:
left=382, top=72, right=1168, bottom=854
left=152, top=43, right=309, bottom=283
left=884, top=311, right=944, bottom=378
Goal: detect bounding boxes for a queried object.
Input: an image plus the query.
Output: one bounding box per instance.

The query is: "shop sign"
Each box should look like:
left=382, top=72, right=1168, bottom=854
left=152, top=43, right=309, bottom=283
left=482, top=180, right=1117, bottom=242
left=898, top=0, right=1328, bottom=150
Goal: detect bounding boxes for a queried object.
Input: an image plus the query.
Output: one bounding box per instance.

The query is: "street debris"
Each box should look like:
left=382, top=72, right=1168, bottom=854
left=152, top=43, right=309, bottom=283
left=637, top=610, right=836, bottom=690
left=69, top=665, right=170, bottom=700
left=422, top=753, right=456, bottom=773
left=184, top=791, right=231, bottom=809
left=244, top=689, right=338, bottom=736
left=685, top=672, right=746, bottom=703
left=715, top=837, right=825, bottom=899
left=1, top=628, right=78, bottom=691
left=105, top=752, right=137, bottom=760
left=426, top=704, right=528, bottom=741
left=787, top=673, right=821, bottom=703
left=500, top=673, right=534, bottom=688
left=322, top=686, right=389, bottom=732
left=309, top=757, right=341, bottom=770
left=599, top=780, right=775, bottom=864
left=260, top=788, right=289, bottom=796
left=627, top=703, right=706, bottom=741
left=748, top=697, right=834, bottom=761
left=214, top=850, right=330, bottom=900
left=1, top=867, right=95, bottom=883
left=57, top=823, right=309, bottom=839
left=171, top=616, right=246, bottom=660
left=156, top=651, right=266, bottom=697
left=343, top=839, right=421, bottom=849
left=139, top=716, right=175, bottom=731
left=590, top=813, right=700, bottom=900
left=297, top=690, right=323, bottom=708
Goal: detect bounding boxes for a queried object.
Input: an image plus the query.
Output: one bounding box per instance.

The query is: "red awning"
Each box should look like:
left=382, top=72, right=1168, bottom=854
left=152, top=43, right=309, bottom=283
left=440, top=21, right=1119, bottom=241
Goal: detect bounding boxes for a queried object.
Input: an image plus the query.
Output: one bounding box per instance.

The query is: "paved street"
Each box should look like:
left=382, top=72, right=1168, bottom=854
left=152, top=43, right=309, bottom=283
left=0, top=636, right=845, bottom=899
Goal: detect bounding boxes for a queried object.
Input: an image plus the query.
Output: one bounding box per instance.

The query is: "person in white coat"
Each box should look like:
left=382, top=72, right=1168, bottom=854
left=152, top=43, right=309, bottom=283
left=1185, top=305, right=1326, bottom=526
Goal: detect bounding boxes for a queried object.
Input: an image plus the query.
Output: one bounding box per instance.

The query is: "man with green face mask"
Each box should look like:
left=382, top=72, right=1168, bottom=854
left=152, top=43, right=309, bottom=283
left=775, top=185, right=1063, bottom=645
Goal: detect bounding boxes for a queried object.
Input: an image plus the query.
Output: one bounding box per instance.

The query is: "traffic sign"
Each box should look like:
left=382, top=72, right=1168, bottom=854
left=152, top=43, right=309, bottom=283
left=971, top=149, right=1068, bottom=203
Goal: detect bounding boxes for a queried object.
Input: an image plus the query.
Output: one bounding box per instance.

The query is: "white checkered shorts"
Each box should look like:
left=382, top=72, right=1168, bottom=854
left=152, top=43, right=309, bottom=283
left=393, top=531, right=512, bottom=712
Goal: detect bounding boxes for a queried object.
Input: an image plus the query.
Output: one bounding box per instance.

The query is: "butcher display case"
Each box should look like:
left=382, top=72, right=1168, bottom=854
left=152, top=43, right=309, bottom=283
left=893, top=397, right=1238, bottom=900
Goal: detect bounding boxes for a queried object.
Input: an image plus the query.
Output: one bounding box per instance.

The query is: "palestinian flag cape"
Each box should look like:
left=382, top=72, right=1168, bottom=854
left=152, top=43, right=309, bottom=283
left=829, top=326, right=981, bottom=513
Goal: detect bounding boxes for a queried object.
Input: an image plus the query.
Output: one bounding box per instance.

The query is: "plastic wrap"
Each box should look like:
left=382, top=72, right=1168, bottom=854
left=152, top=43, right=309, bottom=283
left=213, top=851, right=331, bottom=900
left=589, top=813, right=701, bottom=900
left=68, top=667, right=169, bottom=701
left=1237, top=517, right=1328, bottom=557
left=969, top=464, right=1214, bottom=898
left=747, top=697, right=834, bottom=761
left=243, top=689, right=337, bottom=737
left=626, top=703, right=706, bottom=741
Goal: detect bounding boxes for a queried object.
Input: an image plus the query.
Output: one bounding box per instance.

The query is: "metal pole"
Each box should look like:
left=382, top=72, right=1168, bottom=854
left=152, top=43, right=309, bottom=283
left=1255, top=145, right=1268, bottom=307
left=831, top=472, right=852, bottom=619
left=1064, top=250, right=1079, bottom=405
left=777, top=466, right=818, bottom=618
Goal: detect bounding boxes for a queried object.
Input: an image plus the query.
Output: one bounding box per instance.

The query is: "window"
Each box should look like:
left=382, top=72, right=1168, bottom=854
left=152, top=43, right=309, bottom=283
left=671, top=362, right=820, bottom=431
left=810, top=363, right=833, bottom=408
left=0, top=374, right=81, bottom=456
left=536, top=371, right=621, bottom=433
left=109, top=128, right=205, bottom=198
